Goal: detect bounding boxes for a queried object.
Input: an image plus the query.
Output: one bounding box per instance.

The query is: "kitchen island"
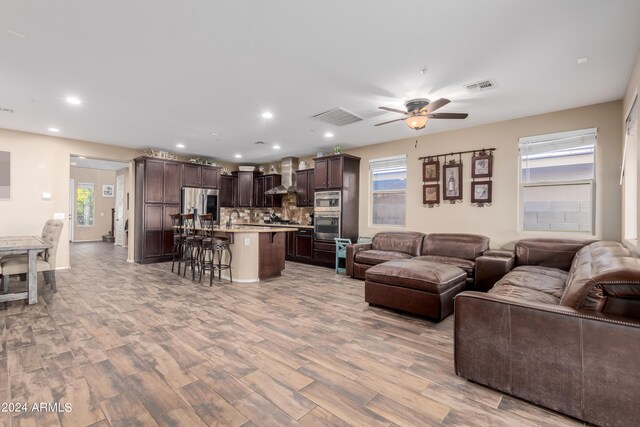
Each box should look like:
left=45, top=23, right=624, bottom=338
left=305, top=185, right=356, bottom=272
left=208, top=225, right=295, bottom=282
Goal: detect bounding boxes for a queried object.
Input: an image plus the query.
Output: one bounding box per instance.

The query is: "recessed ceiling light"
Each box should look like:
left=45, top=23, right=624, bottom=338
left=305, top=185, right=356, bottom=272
left=577, top=56, right=589, bottom=64
left=48, top=127, right=60, bottom=133
left=234, top=154, right=242, bottom=158
left=176, top=143, right=185, bottom=148
left=273, top=145, right=281, bottom=150
left=65, top=96, right=82, bottom=105
left=262, top=111, right=273, bottom=119
left=210, top=131, right=220, bottom=136
left=324, top=132, right=334, bottom=138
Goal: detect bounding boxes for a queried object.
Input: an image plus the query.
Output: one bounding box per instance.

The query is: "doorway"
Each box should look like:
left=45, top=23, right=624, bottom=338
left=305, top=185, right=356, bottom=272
left=69, top=155, right=130, bottom=259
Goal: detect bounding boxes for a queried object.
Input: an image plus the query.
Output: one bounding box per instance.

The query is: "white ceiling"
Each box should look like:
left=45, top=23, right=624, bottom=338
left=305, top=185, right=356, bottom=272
left=1, top=1, right=639, bottom=163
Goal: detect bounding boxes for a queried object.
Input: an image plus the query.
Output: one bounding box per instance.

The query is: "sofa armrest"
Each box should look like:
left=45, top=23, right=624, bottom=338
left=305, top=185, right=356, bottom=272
left=474, top=252, right=515, bottom=292
left=454, top=291, right=640, bottom=426
left=346, top=242, right=372, bottom=277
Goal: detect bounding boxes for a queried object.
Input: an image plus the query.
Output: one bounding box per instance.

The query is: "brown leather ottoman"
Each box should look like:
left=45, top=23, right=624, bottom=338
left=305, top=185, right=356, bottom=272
left=365, top=259, right=467, bottom=320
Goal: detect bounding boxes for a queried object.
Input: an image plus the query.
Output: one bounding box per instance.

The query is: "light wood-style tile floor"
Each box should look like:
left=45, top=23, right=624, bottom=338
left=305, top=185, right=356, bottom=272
left=0, top=242, right=586, bottom=426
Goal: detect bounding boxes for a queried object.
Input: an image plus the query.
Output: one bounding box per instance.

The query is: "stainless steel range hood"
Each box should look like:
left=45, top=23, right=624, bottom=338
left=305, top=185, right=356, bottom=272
left=265, top=156, right=299, bottom=195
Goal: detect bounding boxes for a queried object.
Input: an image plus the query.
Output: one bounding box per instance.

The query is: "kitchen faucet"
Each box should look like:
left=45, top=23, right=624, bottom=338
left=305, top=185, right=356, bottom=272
left=226, top=209, right=240, bottom=227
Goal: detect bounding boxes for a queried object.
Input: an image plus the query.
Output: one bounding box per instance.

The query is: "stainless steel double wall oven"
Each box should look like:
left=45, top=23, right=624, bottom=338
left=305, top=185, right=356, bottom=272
left=314, top=190, right=341, bottom=241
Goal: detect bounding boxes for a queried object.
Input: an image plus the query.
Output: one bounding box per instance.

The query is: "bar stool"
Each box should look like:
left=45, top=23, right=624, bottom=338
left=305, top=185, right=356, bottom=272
left=180, top=213, right=200, bottom=279
left=196, top=213, right=213, bottom=280
left=169, top=213, right=184, bottom=274
left=334, top=238, right=352, bottom=274
left=200, top=233, right=233, bottom=285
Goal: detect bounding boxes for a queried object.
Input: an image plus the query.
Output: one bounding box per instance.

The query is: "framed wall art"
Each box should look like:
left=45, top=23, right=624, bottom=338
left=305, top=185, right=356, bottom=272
left=0, top=151, right=9, bottom=199
left=443, top=163, right=463, bottom=201
left=472, top=153, right=493, bottom=178
left=423, top=184, right=440, bottom=205
left=422, top=159, right=440, bottom=182
left=102, top=184, right=115, bottom=197
left=471, top=181, right=492, bottom=204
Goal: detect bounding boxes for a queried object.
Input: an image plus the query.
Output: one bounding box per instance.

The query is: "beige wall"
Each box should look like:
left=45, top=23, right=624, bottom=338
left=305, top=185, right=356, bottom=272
left=622, top=49, right=640, bottom=253
left=344, top=101, right=623, bottom=249
left=0, top=128, right=142, bottom=268
left=70, top=167, right=116, bottom=241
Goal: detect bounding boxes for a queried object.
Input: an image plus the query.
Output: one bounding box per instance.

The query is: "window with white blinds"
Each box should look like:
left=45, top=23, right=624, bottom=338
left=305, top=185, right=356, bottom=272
left=519, top=128, right=596, bottom=233
left=370, top=155, right=407, bottom=226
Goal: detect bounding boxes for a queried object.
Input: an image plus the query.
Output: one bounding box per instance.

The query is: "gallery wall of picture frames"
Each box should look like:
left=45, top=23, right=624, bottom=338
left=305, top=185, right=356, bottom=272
left=420, top=148, right=495, bottom=208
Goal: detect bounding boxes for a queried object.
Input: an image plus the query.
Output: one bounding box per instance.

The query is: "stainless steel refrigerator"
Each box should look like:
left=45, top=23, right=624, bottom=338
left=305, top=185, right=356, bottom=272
left=181, top=187, right=220, bottom=224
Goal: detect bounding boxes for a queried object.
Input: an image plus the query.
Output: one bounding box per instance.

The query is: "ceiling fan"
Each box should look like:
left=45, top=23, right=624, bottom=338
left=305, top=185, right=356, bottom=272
left=375, top=98, right=468, bottom=130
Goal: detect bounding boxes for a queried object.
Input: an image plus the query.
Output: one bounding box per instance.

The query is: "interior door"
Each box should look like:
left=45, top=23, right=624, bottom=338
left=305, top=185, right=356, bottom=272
left=115, top=174, right=125, bottom=246
left=68, top=179, right=74, bottom=241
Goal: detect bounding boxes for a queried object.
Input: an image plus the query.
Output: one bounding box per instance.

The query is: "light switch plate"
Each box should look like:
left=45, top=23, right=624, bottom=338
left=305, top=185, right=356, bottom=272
left=244, top=238, right=250, bottom=246
left=42, top=192, right=52, bottom=200
left=53, top=213, right=65, bottom=220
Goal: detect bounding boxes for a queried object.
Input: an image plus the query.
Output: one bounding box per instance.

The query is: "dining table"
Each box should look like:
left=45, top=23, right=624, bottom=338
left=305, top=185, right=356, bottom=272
left=0, top=236, right=52, bottom=304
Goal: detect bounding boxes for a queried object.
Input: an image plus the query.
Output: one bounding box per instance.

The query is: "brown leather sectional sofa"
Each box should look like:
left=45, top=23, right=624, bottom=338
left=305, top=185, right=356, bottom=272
left=346, top=232, right=489, bottom=320
left=455, top=238, right=640, bottom=427
left=346, top=232, right=490, bottom=285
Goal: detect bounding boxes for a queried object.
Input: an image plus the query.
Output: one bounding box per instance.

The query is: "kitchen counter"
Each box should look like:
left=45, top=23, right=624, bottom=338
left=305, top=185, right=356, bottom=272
left=212, top=225, right=299, bottom=233
left=245, top=223, right=314, bottom=229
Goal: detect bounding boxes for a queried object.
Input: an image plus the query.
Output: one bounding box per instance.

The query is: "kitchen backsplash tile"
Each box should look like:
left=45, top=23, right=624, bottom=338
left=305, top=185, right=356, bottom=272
left=221, top=194, right=313, bottom=225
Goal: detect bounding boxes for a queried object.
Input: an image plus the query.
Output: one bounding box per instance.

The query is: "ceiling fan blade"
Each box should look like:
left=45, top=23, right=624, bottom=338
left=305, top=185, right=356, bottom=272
left=374, top=118, right=408, bottom=126
left=379, top=106, right=408, bottom=114
left=427, top=112, right=468, bottom=119
left=422, top=98, right=450, bottom=113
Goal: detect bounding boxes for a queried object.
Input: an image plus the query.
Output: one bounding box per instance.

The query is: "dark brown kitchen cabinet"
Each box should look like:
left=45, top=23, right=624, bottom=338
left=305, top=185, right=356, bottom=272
left=236, top=171, right=255, bottom=207
left=313, top=154, right=359, bottom=190
left=134, top=157, right=183, bottom=263
left=285, top=228, right=314, bottom=262
left=144, top=159, right=180, bottom=204
left=183, top=164, right=219, bottom=189
left=220, top=175, right=237, bottom=207
left=253, top=174, right=281, bottom=207
left=296, top=169, right=315, bottom=207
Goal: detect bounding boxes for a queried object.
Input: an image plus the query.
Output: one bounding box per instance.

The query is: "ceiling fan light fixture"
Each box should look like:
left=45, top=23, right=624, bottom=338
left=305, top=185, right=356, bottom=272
left=405, top=116, right=428, bottom=130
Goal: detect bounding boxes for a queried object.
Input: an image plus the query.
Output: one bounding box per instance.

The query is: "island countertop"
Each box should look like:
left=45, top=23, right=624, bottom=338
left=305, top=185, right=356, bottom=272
left=212, top=225, right=299, bottom=233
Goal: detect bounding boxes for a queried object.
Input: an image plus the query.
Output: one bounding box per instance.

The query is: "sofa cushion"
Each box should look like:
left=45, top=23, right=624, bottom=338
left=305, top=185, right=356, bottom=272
left=488, top=283, right=561, bottom=305
left=371, top=232, right=425, bottom=256
left=413, top=255, right=475, bottom=276
left=354, top=250, right=413, bottom=266
left=422, top=233, right=489, bottom=260
left=514, top=239, right=592, bottom=271
left=495, top=265, right=568, bottom=299
left=365, top=259, right=466, bottom=293
left=561, top=242, right=640, bottom=310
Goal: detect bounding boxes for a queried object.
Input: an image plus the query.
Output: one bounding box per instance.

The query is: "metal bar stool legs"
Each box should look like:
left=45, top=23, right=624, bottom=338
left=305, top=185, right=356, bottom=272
left=200, top=237, right=232, bottom=285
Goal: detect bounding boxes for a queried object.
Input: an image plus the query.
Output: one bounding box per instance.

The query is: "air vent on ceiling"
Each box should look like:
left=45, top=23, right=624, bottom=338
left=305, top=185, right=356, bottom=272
left=464, top=79, right=497, bottom=93
left=312, top=107, right=363, bottom=126
left=0, top=107, right=16, bottom=113
left=253, top=141, right=268, bottom=145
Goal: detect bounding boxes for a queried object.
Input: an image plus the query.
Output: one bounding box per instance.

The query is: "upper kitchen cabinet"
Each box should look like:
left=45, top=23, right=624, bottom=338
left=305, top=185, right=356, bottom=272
left=220, top=174, right=237, bottom=207
left=235, top=171, right=255, bottom=207
left=253, top=174, right=281, bottom=207
left=313, top=154, right=360, bottom=191
left=296, top=169, right=314, bottom=207
left=142, top=159, right=181, bottom=204
left=183, top=164, right=220, bottom=189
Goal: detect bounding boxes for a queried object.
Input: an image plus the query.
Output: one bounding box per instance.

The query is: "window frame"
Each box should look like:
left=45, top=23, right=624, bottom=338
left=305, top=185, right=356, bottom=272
left=369, top=155, right=407, bottom=228
left=518, top=128, right=597, bottom=235
left=76, top=182, right=96, bottom=227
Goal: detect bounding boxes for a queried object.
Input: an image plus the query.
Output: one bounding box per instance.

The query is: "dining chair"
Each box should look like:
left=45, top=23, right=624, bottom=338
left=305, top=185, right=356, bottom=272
left=0, top=219, right=63, bottom=293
